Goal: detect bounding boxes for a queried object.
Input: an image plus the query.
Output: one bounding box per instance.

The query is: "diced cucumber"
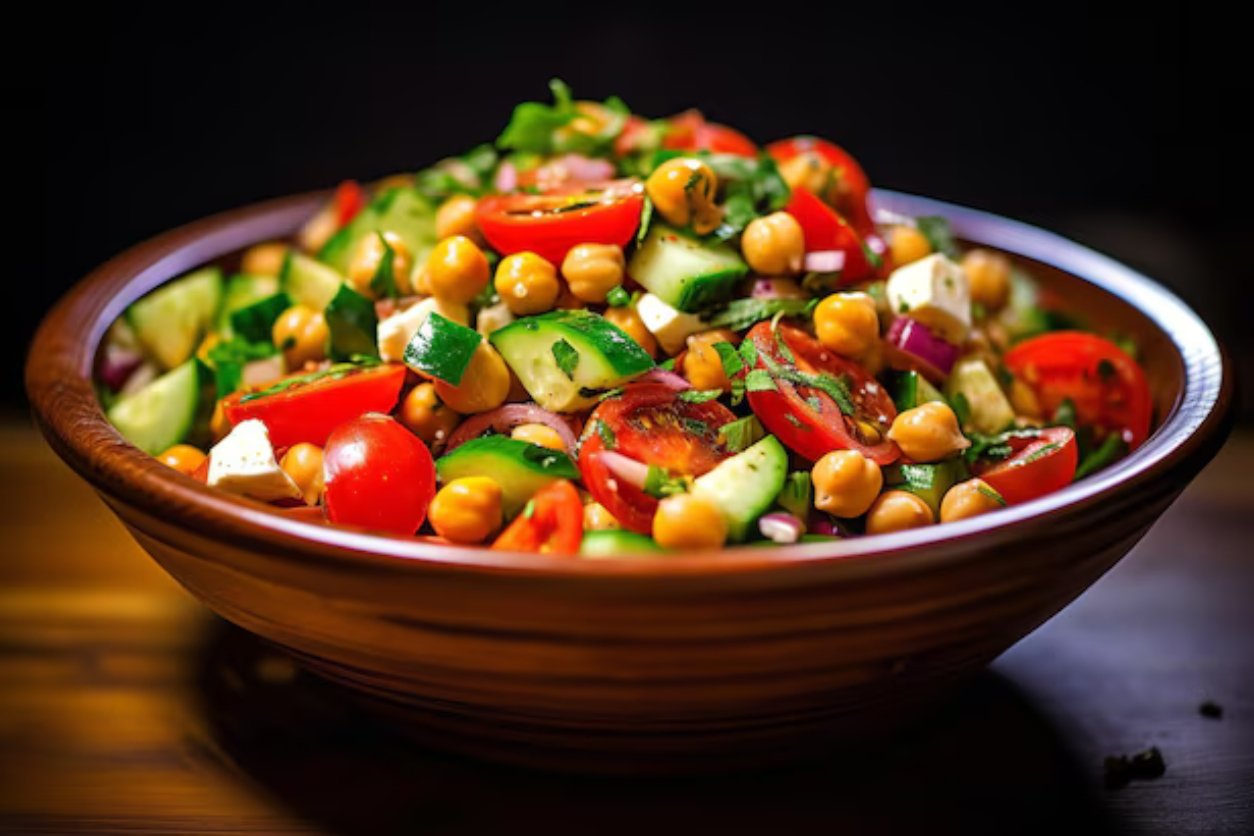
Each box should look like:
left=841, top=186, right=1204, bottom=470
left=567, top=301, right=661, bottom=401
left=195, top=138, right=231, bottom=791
left=436, top=435, right=580, bottom=519
left=945, top=357, right=1015, bottom=434
left=889, top=369, right=948, bottom=412
left=280, top=252, right=344, bottom=311
left=216, top=273, right=280, bottom=337
left=324, top=284, right=379, bottom=360
left=402, top=313, right=481, bottom=384
left=318, top=187, right=437, bottom=274
left=106, top=359, right=213, bottom=454
left=627, top=224, right=748, bottom=313
left=126, top=267, right=223, bottom=369
left=490, top=310, right=654, bottom=412
left=691, top=435, right=788, bottom=541
left=579, top=529, right=664, bottom=558
left=883, top=460, right=968, bottom=515
left=229, top=292, right=292, bottom=344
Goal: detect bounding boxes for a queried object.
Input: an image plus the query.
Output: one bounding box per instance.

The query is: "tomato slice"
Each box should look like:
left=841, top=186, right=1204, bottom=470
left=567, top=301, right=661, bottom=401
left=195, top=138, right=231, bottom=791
left=663, top=110, right=758, bottom=158
left=1003, top=332, right=1152, bottom=450
left=323, top=413, right=437, bottom=535
left=492, top=479, right=583, bottom=554
left=578, top=384, right=736, bottom=534
left=767, top=136, right=874, bottom=236
left=333, top=179, right=366, bottom=228
left=222, top=363, right=407, bottom=450
left=476, top=182, right=645, bottom=266
left=745, top=322, right=899, bottom=465
left=784, top=187, right=880, bottom=283
left=975, top=426, right=1078, bottom=505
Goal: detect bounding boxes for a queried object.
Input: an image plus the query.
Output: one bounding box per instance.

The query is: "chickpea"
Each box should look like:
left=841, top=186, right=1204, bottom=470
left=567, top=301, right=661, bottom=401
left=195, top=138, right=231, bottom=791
left=886, top=402, right=971, bottom=462
left=1009, top=376, right=1042, bottom=420
left=494, top=252, right=561, bottom=315
left=241, top=242, right=289, bottom=278
left=434, top=341, right=511, bottom=414
left=961, top=248, right=1012, bottom=310
left=426, top=235, right=490, bottom=304
left=865, top=490, right=935, bottom=534
left=776, top=150, right=840, bottom=202
left=435, top=194, right=482, bottom=243
left=683, top=328, right=738, bottom=392
left=562, top=243, right=625, bottom=303
left=347, top=231, right=413, bottom=298
left=604, top=305, right=657, bottom=357
left=651, top=493, right=728, bottom=549
left=511, top=423, right=567, bottom=451
left=280, top=443, right=325, bottom=505
left=158, top=444, right=206, bottom=476
left=399, top=382, right=462, bottom=446
left=645, top=157, right=723, bottom=235
left=428, top=476, right=503, bottom=544
left=741, top=212, right=805, bottom=276
left=814, top=292, right=879, bottom=359
left=271, top=304, right=329, bottom=369
left=940, top=478, right=1005, bottom=523
left=555, top=283, right=586, bottom=311
left=583, top=502, right=620, bottom=531
left=811, top=449, right=883, bottom=518
left=888, top=225, right=932, bottom=267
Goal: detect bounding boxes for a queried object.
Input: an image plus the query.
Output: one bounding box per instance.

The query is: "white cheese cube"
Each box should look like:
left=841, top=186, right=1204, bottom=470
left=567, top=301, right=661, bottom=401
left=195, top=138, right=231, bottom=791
left=885, top=253, right=971, bottom=344
left=376, top=296, right=471, bottom=363
left=207, top=419, right=302, bottom=503
left=476, top=301, right=515, bottom=337
left=635, top=293, right=707, bottom=355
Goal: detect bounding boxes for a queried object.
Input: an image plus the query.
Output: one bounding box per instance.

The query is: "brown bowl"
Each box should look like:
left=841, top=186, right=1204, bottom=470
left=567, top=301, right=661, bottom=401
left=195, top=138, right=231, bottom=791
left=26, top=190, right=1233, bottom=773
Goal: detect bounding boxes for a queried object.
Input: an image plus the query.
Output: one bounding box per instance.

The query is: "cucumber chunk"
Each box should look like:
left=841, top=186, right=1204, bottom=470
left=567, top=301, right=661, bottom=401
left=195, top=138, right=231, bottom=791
left=889, top=369, right=948, bottom=412
left=217, top=273, right=280, bottom=337
left=691, top=435, right=788, bottom=541
left=106, top=359, right=213, bottom=454
left=436, top=435, right=579, bottom=519
left=229, top=292, right=292, bottom=344
left=280, top=252, right=344, bottom=311
left=883, top=459, right=968, bottom=515
left=627, top=224, right=747, bottom=313
left=490, top=310, right=654, bottom=412
left=580, top=530, right=663, bottom=558
left=318, top=187, right=437, bottom=274
left=126, top=267, right=223, bottom=369
left=945, top=357, right=1015, bottom=434
left=324, top=284, right=379, bottom=360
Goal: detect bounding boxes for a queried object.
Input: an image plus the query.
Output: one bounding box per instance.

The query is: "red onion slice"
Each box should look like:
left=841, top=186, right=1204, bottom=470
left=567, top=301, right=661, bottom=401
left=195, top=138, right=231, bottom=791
left=493, top=161, right=518, bottom=192
left=444, top=403, right=578, bottom=455
left=758, top=512, right=804, bottom=544
left=886, top=316, right=959, bottom=378
left=594, top=451, right=650, bottom=491
left=636, top=369, right=691, bottom=390
left=98, top=344, right=145, bottom=392
left=803, top=250, right=847, bottom=274
left=749, top=278, right=808, bottom=300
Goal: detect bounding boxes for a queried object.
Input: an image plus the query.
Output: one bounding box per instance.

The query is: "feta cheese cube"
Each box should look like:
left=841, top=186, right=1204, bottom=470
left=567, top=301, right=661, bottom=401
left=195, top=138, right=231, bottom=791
left=207, top=419, right=302, bottom=503
left=476, top=301, right=515, bottom=337
left=635, top=293, right=707, bottom=355
left=885, top=253, right=971, bottom=344
left=376, top=296, right=470, bottom=363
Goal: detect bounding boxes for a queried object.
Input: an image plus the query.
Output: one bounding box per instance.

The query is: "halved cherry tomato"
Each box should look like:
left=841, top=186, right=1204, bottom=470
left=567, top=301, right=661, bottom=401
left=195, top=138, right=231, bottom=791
left=975, top=426, right=1078, bottom=505
left=1004, top=332, right=1152, bottom=450
left=784, top=187, right=881, bottom=283
left=579, top=384, right=736, bottom=534
left=767, top=136, right=874, bottom=235
left=222, top=363, right=407, bottom=450
left=492, top=479, right=583, bottom=554
left=322, top=413, right=436, bottom=535
left=614, top=115, right=657, bottom=156
left=476, top=181, right=645, bottom=266
left=333, top=180, right=366, bottom=228
left=663, top=110, right=758, bottom=158
left=745, top=322, right=899, bottom=464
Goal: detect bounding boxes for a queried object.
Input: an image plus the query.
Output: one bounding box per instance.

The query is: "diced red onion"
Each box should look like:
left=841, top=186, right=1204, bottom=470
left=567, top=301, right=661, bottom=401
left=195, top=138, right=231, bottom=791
left=595, top=451, right=650, bottom=491
left=807, top=514, right=853, bottom=538
left=886, top=316, right=959, bottom=377
left=749, top=278, right=808, bottom=300
left=118, top=362, right=159, bottom=397
left=494, top=161, right=518, bottom=192
left=550, top=154, right=615, bottom=184
left=98, top=344, right=145, bottom=392
left=242, top=356, right=286, bottom=388
left=636, top=369, right=691, bottom=390
left=803, top=250, right=846, bottom=274
left=444, top=404, right=578, bottom=455
left=758, top=512, right=804, bottom=544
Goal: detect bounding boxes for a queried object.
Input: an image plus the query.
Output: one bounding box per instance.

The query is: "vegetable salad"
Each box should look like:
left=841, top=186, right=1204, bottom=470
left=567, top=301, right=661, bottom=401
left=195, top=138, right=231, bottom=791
left=98, top=81, right=1153, bottom=554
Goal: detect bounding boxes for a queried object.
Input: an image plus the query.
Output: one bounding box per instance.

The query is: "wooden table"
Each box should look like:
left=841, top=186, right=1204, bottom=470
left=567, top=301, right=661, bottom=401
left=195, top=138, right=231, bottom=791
left=1, top=418, right=1251, bottom=835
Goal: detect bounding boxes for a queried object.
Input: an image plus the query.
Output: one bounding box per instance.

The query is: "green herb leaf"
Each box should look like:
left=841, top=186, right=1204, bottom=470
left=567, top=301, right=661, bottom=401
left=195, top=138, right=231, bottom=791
left=1053, top=398, right=1078, bottom=430
left=738, top=339, right=758, bottom=369
left=643, top=465, right=688, bottom=499
left=1074, top=433, right=1126, bottom=480
left=606, top=285, right=631, bottom=307
left=677, top=388, right=723, bottom=404
left=324, top=284, right=380, bottom=362
left=682, top=417, right=709, bottom=435
left=551, top=338, right=580, bottom=380
left=239, top=358, right=379, bottom=404
left=718, top=416, right=765, bottom=453
left=369, top=232, right=399, bottom=299
left=496, top=79, right=629, bottom=157
left=744, top=369, right=777, bottom=392
left=775, top=470, right=812, bottom=519
left=402, top=312, right=482, bottom=385
left=711, top=341, right=744, bottom=378
left=706, top=298, right=813, bottom=331
left=206, top=337, right=278, bottom=397
left=951, top=391, right=972, bottom=428
left=414, top=143, right=499, bottom=201
left=635, top=197, right=654, bottom=247
left=228, top=292, right=292, bottom=345
left=975, top=482, right=1007, bottom=506
left=596, top=419, right=616, bottom=450
left=915, top=216, right=960, bottom=259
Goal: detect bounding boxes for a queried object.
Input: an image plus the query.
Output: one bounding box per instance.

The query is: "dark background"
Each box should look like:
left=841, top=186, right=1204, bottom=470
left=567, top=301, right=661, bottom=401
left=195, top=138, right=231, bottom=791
left=14, top=4, right=1250, bottom=418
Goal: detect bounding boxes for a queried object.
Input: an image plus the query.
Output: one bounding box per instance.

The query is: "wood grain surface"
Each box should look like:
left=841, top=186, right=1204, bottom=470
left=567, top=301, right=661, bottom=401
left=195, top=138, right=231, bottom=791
left=1, top=417, right=1251, bottom=835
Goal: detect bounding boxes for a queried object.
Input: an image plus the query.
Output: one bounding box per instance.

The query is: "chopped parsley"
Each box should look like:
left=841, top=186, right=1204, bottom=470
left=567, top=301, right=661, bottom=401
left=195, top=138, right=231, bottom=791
left=605, top=285, right=631, bottom=307
left=643, top=465, right=688, bottom=499
left=595, top=419, right=616, bottom=449
left=711, top=341, right=744, bottom=378
left=718, top=415, right=765, bottom=452
left=914, top=216, right=960, bottom=259
left=551, top=338, right=580, bottom=380
left=239, top=358, right=379, bottom=403
left=706, top=298, right=814, bottom=331
left=682, top=417, right=710, bottom=435
left=368, top=232, right=399, bottom=299
left=744, top=369, right=777, bottom=392
left=677, top=388, right=723, bottom=404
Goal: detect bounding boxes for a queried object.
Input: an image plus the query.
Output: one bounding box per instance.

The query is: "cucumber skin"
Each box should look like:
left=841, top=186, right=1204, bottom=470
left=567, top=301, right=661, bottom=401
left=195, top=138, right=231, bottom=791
left=692, top=435, right=789, bottom=541
left=280, top=252, right=344, bottom=312
left=579, top=530, right=663, bottom=557
left=106, top=359, right=214, bottom=455
left=318, top=187, right=436, bottom=274
left=628, top=225, right=748, bottom=313
left=436, top=436, right=579, bottom=519
left=126, top=267, right=223, bottom=370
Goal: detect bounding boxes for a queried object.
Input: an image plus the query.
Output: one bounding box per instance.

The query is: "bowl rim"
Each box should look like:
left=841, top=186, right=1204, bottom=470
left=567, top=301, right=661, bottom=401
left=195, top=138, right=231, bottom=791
left=25, top=189, right=1234, bottom=581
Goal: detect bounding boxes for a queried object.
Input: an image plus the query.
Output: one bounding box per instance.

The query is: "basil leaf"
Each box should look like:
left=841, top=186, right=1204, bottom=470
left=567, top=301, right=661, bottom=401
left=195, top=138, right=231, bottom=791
left=706, top=298, right=814, bottom=331
left=711, top=341, right=744, bottom=378
left=596, top=419, right=616, bottom=449
left=606, top=286, right=631, bottom=307
left=718, top=416, right=765, bottom=453
left=402, top=312, right=481, bottom=385
left=552, top=338, right=580, bottom=380
left=643, top=465, right=688, bottom=499
left=677, top=388, right=723, bottom=404
left=206, top=337, right=277, bottom=397
left=744, top=369, right=777, bottom=392
left=915, top=216, right=960, bottom=259
left=369, top=233, right=399, bottom=300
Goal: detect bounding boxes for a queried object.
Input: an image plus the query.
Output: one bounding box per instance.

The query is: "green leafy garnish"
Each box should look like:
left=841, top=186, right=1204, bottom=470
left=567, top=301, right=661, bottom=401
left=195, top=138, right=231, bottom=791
left=775, top=471, right=812, bottom=519
left=324, top=284, right=380, bottom=361
left=1053, top=398, right=1077, bottom=430
left=239, top=358, right=380, bottom=404
left=496, top=79, right=629, bottom=157
left=596, top=418, right=616, bottom=449
left=914, top=216, right=960, bottom=259
left=718, top=416, right=765, bottom=453
left=677, top=388, right=723, bottom=404
left=951, top=391, right=972, bottom=428
left=635, top=197, right=655, bottom=247
left=414, top=144, right=499, bottom=200
left=369, top=232, right=400, bottom=299
left=975, top=483, right=1007, bottom=506
left=606, top=286, right=631, bottom=307
left=402, top=313, right=482, bottom=385
left=706, top=298, right=815, bottom=331
left=228, top=292, right=292, bottom=345
left=711, top=341, right=744, bottom=378
left=551, top=338, right=580, bottom=380
left=682, top=417, right=710, bottom=435
left=1074, top=433, right=1126, bottom=480
left=206, top=337, right=278, bottom=397
left=643, top=465, right=689, bottom=499
left=744, top=369, right=777, bottom=392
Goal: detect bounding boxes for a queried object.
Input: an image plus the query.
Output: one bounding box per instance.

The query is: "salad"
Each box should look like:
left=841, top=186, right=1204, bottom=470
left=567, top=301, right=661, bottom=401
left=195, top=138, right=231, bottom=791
left=97, top=81, right=1153, bottom=555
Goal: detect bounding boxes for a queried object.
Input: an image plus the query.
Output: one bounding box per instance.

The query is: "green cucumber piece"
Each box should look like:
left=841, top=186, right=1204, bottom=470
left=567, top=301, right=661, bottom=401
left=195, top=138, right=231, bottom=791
left=579, top=529, right=663, bottom=558
left=490, top=310, right=654, bottom=412
left=889, top=369, right=948, bottom=412
left=436, top=435, right=579, bottom=519
left=216, top=273, right=280, bottom=337
left=324, top=284, right=379, bottom=361
left=402, top=313, right=481, bottom=385
left=627, top=224, right=748, bottom=312
left=945, top=357, right=1015, bottom=434
left=318, top=187, right=437, bottom=274
left=691, top=435, right=788, bottom=541
left=126, top=267, right=223, bottom=369
left=883, top=460, right=968, bottom=515
left=229, top=292, right=292, bottom=344
left=280, top=252, right=344, bottom=311
left=106, top=359, right=213, bottom=454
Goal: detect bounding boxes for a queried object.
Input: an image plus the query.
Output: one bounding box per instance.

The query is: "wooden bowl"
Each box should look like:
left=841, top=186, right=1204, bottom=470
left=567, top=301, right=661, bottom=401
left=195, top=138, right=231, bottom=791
left=26, top=190, right=1234, bottom=773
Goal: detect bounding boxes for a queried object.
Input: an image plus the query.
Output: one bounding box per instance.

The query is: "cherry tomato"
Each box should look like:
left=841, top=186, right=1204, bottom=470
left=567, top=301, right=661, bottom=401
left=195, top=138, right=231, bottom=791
left=476, top=181, right=645, bottom=266
left=745, top=322, right=899, bottom=465
left=579, top=384, right=736, bottom=534
left=663, top=110, right=758, bottom=158
left=767, top=136, right=874, bottom=235
left=1004, top=332, right=1152, bottom=450
left=222, top=364, right=407, bottom=450
left=322, top=413, right=436, bottom=535
left=784, top=187, right=881, bottom=283
left=975, top=426, right=1079, bottom=505
left=491, top=479, right=583, bottom=554
left=333, top=180, right=366, bottom=228
left=613, top=115, right=656, bottom=156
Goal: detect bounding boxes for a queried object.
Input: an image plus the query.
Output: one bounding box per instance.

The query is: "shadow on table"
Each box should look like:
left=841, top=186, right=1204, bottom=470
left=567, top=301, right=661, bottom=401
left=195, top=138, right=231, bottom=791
left=192, top=621, right=1126, bottom=836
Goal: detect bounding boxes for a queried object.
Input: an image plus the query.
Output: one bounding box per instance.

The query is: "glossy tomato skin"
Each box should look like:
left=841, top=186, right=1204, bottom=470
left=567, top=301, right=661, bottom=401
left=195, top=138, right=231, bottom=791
left=767, top=136, right=874, bottom=235
left=333, top=180, right=366, bottom=227
left=491, top=479, right=583, bottom=555
left=663, top=110, right=758, bottom=158
left=977, top=426, right=1078, bottom=505
left=579, top=384, right=736, bottom=534
left=322, top=413, right=436, bottom=536
left=745, top=322, right=899, bottom=465
left=1003, top=332, right=1152, bottom=450
left=222, top=364, right=407, bottom=450
left=476, top=188, right=644, bottom=266
left=784, top=188, right=880, bottom=283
